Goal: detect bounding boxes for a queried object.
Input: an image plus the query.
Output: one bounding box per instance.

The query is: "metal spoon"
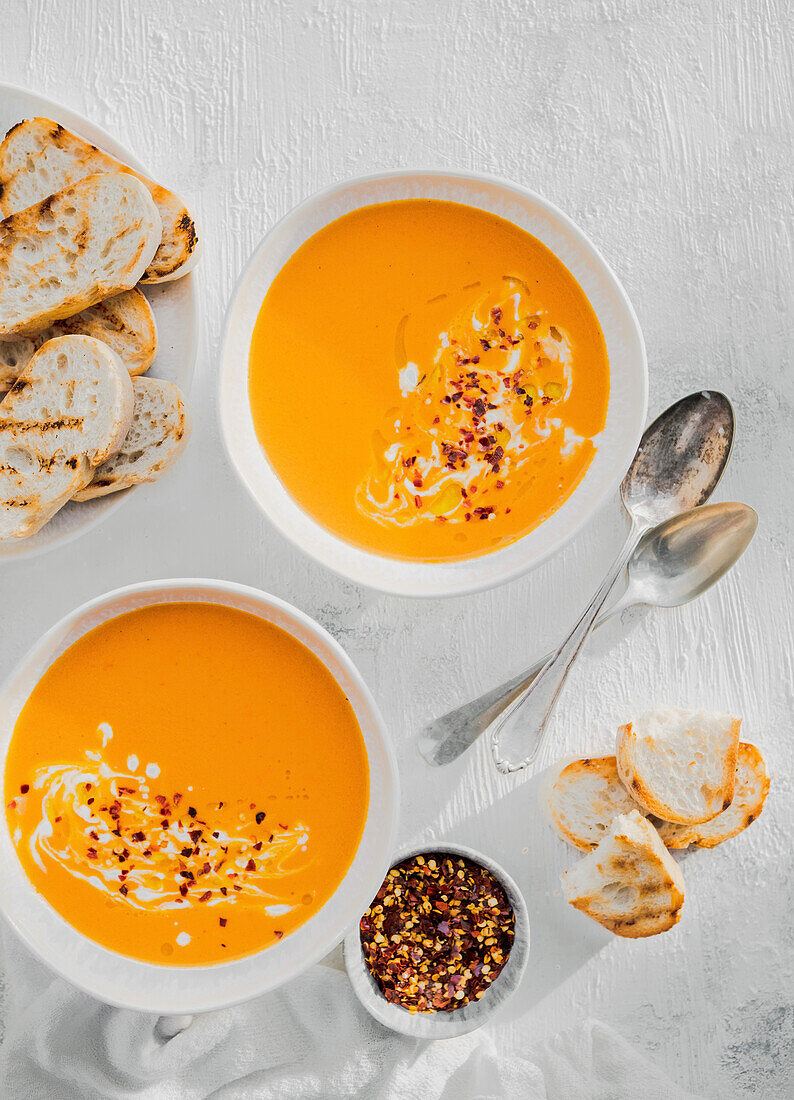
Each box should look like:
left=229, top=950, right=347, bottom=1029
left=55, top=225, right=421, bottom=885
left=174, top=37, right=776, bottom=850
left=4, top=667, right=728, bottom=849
left=418, top=500, right=755, bottom=766
left=489, top=390, right=734, bottom=772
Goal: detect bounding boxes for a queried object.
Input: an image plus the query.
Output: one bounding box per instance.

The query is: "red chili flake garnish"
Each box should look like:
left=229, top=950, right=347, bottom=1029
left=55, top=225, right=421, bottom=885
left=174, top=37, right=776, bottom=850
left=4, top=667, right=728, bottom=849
left=86, top=848, right=98, bottom=860
left=131, top=831, right=146, bottom=843
left=496, top=480, right=505, bottom=490
left=278, top=824, right=288, bottom=830
left=179, top=883, right=189, bottom=897
left=181, top=847, right=194, bottom=858
left=414, top=495, right=422, bottom=508
left=198, top=890, right=212, bottom=903
left=528, top=320, right=538, bottom=330
left=87, top=798, right=94, bottom=805
left=220, top=887, right=228, bottom=896
left=255, top=812, right=266, bottom=825
left=84, top=783, right=92, bottom=791
left=253, top=842, right=263, bottom=851
left=89, top=830, right=99, bottom=841
left=189, top=829, right=202, bottom=843
left=180, top=870, right=194, bottom=880
left=219, top=917, right=227, bottom=928
left=188, top=806, right=197, bottom=818
left=203, top=862, right=210, bottom=875
left=173, top=792, right=182, bottom=805
left=433, top=416, right=440, bottom=424
left=360, top=853, right=514, bottom=1015
left=273, top=931, right=284, bottom=940
left=155, top=795, right=167, bottom=805
left=119, top=884, right=128, bottom=896
left=245, top=859, right=256, bottom=872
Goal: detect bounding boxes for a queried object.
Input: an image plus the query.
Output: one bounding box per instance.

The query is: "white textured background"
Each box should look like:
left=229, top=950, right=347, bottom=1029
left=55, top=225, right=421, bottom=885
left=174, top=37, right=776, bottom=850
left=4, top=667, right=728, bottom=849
left=1, top=1, right=792, bottom=1096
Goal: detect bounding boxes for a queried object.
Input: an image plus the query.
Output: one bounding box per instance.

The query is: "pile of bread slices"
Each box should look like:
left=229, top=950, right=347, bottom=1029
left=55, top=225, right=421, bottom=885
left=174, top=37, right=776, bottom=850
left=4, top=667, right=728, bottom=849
left=547, top=705, right=769, bottom=938
left=0, top=117, right=198, bottom=539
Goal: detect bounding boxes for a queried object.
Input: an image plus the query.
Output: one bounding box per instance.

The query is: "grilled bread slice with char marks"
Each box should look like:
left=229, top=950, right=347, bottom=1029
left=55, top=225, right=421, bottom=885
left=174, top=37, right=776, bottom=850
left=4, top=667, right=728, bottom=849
left=0, top=335, right=134, bottom=538
left=74, top=376, right=189, bottom=500
left=616, top=705, right=741, bottom=825
left=0, top=172, right=161, bottom=338
left=0, top=288, right=157, bottom=390
left=561, top=810, right=685, bottom=938
left=0, top=117, right=198, bottom=283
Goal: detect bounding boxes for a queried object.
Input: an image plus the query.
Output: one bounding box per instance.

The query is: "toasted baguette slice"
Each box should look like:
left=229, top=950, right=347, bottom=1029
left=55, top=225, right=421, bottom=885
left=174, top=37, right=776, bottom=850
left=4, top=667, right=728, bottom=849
left=0, top=335, right=134, bottom=538
left=0, top=118, right=199, bottom=283
left=0, top=288, right=157, bottom=390
left=616, top=705, right=741, bottom=825
left=561, top=810, right=685, bottom=938
left=0, top=173, right=161, bottom=338
left=74, top=376, right=189, bottom=500
left=548, top=756, right=650, bottom=850
left=653, top=743, right=769, bottom=848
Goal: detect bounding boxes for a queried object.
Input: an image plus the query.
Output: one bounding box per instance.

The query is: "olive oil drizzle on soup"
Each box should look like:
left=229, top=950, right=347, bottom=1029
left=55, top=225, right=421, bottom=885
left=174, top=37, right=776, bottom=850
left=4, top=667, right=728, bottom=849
left=5, top=603, right=369, bottom=965
left=249, top=199, right=609, bottom=561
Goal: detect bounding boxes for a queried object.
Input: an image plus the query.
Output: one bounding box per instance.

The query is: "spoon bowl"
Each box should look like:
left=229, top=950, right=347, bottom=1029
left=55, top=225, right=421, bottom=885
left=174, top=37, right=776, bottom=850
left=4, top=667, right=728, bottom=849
left=625, top=501, right=757, bottom=610
left=622, top=391, right=734, bottom=525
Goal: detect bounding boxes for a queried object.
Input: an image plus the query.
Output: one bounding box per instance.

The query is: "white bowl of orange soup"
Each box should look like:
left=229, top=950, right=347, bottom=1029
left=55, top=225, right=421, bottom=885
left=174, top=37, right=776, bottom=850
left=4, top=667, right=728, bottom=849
left=220, top=170, right=647, bottom=597
left=0, top=580, right=398, bottom=1013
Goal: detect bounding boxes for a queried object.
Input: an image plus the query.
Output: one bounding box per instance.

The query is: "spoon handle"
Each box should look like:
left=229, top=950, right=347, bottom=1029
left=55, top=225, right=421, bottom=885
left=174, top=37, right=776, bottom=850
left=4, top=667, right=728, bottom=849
left=490, top=521, right=647, bottom=773
left=417, top=591, right=633, bottom=767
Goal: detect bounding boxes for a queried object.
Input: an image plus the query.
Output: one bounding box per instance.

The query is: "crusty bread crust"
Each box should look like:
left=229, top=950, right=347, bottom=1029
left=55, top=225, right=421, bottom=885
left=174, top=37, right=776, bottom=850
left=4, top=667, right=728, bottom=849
left=0, top=288, right=157, bottom=390
left=0, top=172, right=161, bottom=337
left=616, top=711, right=741, bottom=825
left=0, top=118, right=199, bottom=283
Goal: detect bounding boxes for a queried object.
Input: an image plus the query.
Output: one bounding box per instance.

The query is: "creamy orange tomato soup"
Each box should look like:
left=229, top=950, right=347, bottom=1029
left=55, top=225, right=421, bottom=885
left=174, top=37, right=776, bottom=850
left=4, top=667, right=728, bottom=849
left=249, top=199, right=609, bottom=561
left=4, top=603, right=369, bottom=966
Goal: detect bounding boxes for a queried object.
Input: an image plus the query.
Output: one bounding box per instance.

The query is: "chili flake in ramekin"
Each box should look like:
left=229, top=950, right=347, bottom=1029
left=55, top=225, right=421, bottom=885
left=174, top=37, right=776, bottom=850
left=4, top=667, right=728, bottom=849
left=359, top=852, right=515, bottom=1014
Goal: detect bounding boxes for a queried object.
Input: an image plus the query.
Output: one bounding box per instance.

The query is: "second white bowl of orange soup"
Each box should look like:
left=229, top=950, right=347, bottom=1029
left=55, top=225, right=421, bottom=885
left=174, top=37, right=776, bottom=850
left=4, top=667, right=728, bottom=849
left=0, top=580, right=398, bottom=1013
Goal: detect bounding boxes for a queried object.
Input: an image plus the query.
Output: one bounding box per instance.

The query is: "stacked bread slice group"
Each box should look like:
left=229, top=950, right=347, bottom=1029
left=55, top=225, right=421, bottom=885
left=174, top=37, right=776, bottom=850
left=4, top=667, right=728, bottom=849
left=549, top=705, right=769, bottom=937
left=0, top=117, right=196, bottom=539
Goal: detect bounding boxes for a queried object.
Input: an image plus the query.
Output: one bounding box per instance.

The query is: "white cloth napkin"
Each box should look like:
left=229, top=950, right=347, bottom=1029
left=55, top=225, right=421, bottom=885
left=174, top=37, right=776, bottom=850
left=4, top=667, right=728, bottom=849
left=0, top=929, right=701, bottom=1100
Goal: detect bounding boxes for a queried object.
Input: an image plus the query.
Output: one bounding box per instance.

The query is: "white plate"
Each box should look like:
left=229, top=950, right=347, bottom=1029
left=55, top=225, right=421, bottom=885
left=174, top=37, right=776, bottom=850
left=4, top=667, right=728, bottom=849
left=0, top=580, right=399, bottom=1013
left=220, top=169, right=647, bottom=598
left=0, top=83, right=198, bottom=561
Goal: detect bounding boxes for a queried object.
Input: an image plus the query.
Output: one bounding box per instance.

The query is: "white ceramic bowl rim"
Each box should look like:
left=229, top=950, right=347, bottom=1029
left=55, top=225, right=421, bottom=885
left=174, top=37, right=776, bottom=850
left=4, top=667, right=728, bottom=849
left=344, top=841, right=530, bottom=1039
left=0, top=579, right=399, bottom=1014
left=219, top=167, right=648, bottom=597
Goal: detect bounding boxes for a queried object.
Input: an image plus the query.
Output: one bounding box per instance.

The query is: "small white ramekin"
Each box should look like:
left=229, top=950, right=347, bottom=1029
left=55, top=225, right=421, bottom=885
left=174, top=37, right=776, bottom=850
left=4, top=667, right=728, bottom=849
left=343, top=843, right=530, bottom=1038
left=219, top=169, right=647, bottom=598
left=0, top=579, right=399, bottom=1014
